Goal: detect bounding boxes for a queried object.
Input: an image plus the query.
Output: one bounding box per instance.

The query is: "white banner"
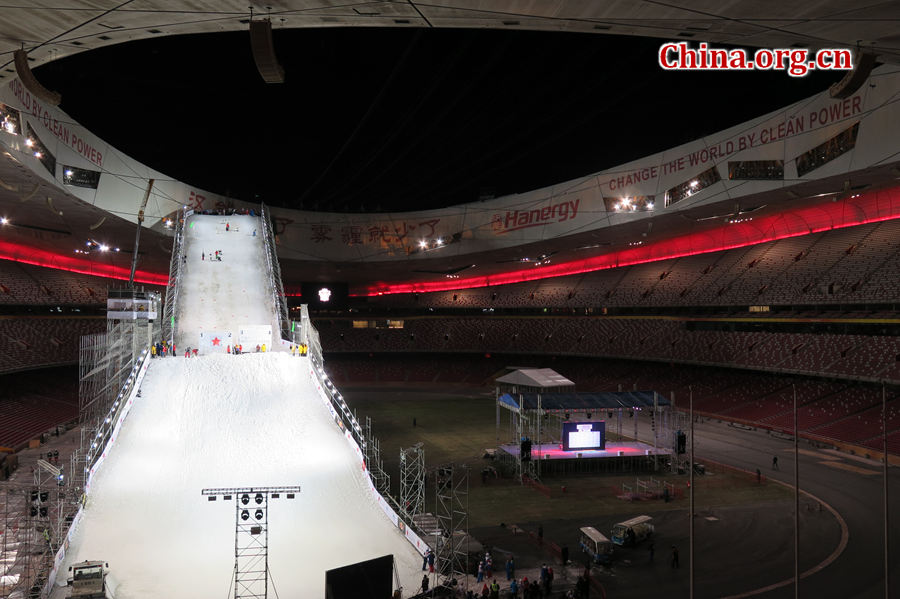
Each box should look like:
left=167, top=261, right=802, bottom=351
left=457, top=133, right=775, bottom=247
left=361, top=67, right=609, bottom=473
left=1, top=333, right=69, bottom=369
left=197, top=330, right=233, bottom=354
left=238, top=324, right=272, bottom=350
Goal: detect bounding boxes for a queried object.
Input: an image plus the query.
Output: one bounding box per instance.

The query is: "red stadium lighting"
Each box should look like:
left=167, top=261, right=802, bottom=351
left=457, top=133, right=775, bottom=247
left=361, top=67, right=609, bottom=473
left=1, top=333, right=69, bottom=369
left=357, top=186, right=900, bottom=297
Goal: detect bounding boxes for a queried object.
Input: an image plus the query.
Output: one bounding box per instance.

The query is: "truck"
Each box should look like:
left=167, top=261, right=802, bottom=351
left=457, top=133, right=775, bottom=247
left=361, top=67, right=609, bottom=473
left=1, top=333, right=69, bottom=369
left=67, top=560, right=108, bottom=598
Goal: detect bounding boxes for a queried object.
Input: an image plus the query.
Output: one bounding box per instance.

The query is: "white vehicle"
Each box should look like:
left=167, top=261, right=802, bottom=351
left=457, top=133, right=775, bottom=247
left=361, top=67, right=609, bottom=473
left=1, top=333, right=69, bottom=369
left=610, top=515, right=654, bottom=546
left=579, top=526, right=615, bottom=564
left=67, top=561, right=108, bottom=598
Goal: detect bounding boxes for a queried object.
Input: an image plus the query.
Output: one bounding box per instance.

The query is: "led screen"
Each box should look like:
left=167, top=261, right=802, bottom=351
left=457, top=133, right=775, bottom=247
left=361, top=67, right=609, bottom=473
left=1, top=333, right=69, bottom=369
left=562, top=421, right=606, bottom=451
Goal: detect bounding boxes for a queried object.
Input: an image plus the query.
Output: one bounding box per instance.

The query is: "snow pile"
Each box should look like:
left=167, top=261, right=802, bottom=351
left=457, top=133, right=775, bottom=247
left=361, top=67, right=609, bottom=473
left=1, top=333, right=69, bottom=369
left=57, top=354, right=421, bottom=597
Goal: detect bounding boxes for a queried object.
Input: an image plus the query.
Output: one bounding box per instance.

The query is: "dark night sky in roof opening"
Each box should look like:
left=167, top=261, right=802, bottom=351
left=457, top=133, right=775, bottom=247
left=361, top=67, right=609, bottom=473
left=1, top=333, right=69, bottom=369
left=36, top=28, right=843, bottom=213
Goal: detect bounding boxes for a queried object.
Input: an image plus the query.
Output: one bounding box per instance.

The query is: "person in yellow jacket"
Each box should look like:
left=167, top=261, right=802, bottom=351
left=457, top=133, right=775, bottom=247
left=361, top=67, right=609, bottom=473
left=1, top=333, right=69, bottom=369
left=150, top=344, right=157, bottom=358
left=261, top=343, right=266, bottom=353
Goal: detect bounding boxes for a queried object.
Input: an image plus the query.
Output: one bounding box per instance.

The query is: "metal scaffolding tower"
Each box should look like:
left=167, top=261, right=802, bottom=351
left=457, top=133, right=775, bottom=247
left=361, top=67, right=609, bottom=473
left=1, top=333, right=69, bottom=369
left=202, top=486, right=300, bottom=599
left=364, top=416, right=390, bottom=496
left=0, top=467, right=70, bottom=599
left=162, top=210, right=186, bottom=346
left=434, top=464, right=469, bottom=592
left=399, top=443, right=425, bottom=519
left=79, top=288, right=158, bottom=477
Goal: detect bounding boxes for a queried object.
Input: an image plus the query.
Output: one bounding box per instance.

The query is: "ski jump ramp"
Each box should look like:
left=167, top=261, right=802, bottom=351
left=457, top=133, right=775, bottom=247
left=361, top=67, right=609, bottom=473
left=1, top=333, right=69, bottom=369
left=55, top=215, right=422, bottom=597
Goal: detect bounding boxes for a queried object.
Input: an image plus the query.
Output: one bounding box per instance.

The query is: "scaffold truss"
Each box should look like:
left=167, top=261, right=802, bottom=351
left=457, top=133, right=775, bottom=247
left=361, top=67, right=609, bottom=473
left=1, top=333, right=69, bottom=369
left=399, top=443, right=425, bottom=519
left=434, top=464, right=468, bottom=592
left=364, top=416, right=390, bottom=496
left=202, top=486, right=300, bottom=599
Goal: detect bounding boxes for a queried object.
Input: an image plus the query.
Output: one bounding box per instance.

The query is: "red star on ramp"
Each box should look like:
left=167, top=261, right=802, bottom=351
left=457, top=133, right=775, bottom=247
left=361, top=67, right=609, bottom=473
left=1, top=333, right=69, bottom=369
left=212, top=337, right=221, bottom=346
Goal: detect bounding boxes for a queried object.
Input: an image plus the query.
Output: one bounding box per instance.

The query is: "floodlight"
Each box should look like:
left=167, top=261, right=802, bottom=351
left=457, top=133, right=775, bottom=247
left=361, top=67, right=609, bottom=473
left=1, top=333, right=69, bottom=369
left=241, top=510, right=249, bottom=521
left=241, top=494, right=250, bottom=505
left=255, top=509, right=264, bottom=520
left=255, top=493, right=263, bottom=505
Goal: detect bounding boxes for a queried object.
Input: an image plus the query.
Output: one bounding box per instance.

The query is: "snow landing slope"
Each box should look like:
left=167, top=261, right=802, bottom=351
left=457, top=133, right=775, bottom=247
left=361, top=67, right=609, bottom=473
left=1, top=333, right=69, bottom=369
left=175, top=214, right=278, bottom=351
left=55, top=216, right=422, bottom=597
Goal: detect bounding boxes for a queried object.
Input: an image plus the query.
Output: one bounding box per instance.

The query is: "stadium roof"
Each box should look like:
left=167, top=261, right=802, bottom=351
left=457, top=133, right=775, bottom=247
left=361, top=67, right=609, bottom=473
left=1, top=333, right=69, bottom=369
left=1, top=2, right=899, bottom=291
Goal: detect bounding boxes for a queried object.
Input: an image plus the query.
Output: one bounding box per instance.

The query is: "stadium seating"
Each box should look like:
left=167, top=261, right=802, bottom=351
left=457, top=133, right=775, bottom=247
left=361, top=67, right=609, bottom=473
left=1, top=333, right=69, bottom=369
left=0, top=260, right=164, bottom=306
left=317, top=316, right=900, bottom=383
left=0, top=317, right=105, bottom=374
left=366, top=219, right=900, bottom=309
left=0, top=367, right=78, bottom=449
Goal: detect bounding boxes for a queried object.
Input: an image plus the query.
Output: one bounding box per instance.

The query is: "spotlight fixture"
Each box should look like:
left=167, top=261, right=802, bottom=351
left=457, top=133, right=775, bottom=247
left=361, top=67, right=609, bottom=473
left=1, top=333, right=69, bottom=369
left=254, top=493, right=263, bottom=505
left=241, top=509, right=250, bottom=521
left=254, top=509, right=264, bottom=520
left=241, top=494, right=250, bottom=505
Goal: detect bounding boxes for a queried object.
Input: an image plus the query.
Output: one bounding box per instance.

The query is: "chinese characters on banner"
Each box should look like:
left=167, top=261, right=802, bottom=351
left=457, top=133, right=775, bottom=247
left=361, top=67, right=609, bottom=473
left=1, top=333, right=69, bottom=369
left=308, top=219, right=441, bottom=250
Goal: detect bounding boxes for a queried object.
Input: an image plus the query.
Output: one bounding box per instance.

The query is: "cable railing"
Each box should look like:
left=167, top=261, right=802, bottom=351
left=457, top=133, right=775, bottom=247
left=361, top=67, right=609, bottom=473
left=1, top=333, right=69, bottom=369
left=259, top=203, right=290, bottom=340
left=298, top=313, right=432, bottom=564
left=162, top=209, right=189, bottom=345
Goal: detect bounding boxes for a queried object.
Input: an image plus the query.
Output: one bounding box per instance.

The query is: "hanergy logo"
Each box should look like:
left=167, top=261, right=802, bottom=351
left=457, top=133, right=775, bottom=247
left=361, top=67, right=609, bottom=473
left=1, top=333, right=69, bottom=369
left=492, top=198, right=581, bottom=234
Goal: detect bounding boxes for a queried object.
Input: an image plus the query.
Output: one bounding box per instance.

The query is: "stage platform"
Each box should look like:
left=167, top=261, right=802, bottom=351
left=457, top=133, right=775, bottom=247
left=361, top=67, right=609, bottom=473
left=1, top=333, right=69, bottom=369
left=498, top=441, right=671, bottom=475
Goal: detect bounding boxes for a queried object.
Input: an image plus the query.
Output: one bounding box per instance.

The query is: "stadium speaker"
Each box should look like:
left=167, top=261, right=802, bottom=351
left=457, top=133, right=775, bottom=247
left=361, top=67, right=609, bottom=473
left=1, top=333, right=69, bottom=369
left=14, top=50, right=62, bottom=106
left=30, top=506, right=37, bottom=517
left=249, top=19, right=285, bottom=83
left=39, top=507, right=48, bottom=517
left=40, top=492, right=48, bottom=502
left=830, top=51, right=877, bottom=99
